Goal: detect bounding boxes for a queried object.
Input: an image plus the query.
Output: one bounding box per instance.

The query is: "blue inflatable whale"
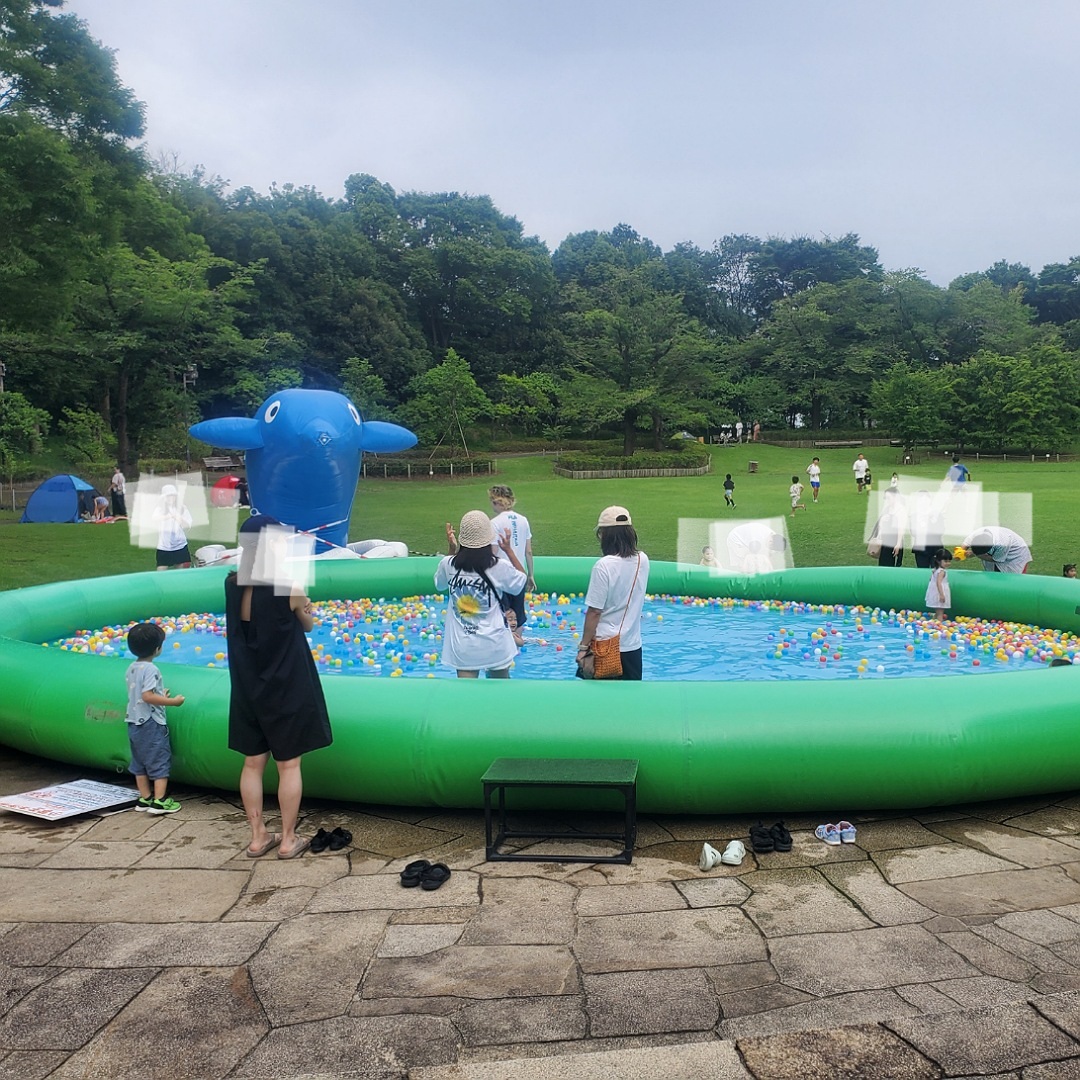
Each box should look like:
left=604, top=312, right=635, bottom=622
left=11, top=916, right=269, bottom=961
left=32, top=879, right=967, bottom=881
left=190, top=389, right=416, bottom=550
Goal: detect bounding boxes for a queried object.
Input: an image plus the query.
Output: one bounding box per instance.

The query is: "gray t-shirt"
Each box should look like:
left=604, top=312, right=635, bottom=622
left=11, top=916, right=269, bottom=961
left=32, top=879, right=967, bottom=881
left=126, top=660, right=166, bottom=726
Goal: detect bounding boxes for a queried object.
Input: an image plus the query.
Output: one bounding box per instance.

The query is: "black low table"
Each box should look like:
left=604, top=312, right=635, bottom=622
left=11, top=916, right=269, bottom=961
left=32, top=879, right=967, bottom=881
left=482, top=757, right=639, bottom=864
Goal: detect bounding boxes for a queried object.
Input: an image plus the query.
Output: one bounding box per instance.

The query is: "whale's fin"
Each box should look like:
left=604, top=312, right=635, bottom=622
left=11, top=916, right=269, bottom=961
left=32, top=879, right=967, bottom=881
left=360, top=421, right=418, bottom=454
left=190, top=417, right=264, bottom=450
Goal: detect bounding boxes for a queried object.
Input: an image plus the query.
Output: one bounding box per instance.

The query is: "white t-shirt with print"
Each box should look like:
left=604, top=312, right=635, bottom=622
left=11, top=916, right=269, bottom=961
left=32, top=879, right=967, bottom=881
left=435, top=557, right=527, bottom=671
left=490, top=510, right=531, bottom=576
left=853, top=458, right=869, bottom=480
left=584, top=552, right=650, bottom=651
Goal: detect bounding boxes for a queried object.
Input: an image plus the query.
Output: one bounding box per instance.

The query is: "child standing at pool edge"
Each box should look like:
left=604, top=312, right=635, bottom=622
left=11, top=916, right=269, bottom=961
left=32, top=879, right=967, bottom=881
left=125, top=622, right=184, bottom=814
left=925, top=548, right=952, bottom=620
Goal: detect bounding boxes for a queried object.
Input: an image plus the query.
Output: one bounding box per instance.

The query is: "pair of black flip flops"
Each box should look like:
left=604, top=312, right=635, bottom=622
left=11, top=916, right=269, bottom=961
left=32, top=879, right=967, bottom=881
left=310, top=827, right=352, bottom=854
left=400, top=859, right=452, bottom=890
left=749, top=820, right=792, bottom=854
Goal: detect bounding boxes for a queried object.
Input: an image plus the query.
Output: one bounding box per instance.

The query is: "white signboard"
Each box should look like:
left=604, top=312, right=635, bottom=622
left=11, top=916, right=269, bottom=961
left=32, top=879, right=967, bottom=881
left=0, top=779, right=138, bottom=820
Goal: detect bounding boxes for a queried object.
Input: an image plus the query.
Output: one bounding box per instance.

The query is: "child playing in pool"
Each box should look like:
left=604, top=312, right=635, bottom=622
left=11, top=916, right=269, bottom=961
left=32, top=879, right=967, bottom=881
left=925, top=548, right=952, bottom=620
left=125, top=622, right=184, bottom=814
left=789, top=476, right=807, bottom=516
left=700, top=545, right=719, bottom=567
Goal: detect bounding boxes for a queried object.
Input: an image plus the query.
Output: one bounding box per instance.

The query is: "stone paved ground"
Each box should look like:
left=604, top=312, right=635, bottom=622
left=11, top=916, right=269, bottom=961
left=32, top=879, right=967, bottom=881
left=2, top=747, right=1080, bottom=1079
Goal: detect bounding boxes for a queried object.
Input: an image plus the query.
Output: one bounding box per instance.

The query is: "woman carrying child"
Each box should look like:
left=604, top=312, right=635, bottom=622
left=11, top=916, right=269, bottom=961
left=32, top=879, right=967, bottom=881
left=925, top=548, right=952, bottom=621
left=436, top=510, right=527, bottom=678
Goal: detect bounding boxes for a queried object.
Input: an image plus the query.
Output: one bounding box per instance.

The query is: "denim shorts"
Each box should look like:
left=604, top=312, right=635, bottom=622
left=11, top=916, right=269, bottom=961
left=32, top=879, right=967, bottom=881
left=127, top=721, right=172, bottom=780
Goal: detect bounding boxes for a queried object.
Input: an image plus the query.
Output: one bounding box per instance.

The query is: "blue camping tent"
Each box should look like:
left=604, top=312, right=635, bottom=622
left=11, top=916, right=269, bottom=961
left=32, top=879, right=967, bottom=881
left=20, top=474, right=98, bottom=523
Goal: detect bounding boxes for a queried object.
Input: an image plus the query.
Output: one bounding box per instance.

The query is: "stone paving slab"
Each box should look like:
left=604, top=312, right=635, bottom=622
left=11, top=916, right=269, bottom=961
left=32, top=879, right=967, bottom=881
left=818, top=860, right=937, bottom=925
left=457, top=876, right=576, bottom=945
left=48, top=967, right=267, bottom=1080
left=409, top=1040, right=752, bottom=1079
left=54, top=922, right=272, bottom=968
left=931, top=819, right=1080, bottom=868
left=740, top=867, right=875, bottom=937
left=874, top=842, right=1020, bottom=884
left=0, top=868, right=248, bottom=923
left=717, top=988, right=921, bottom=1040
left=250, top=911, right=389, bottom=1025
left=576, top=881, right=686, bottom=916
left=574, top=907, right=765, bottom=973
left=737, top=1023, right=941, bottom=1080
left=363, top=945, right=579, bottom=1000
left=584, top=968, right=719, bottom=1036
left=0, top=967, right=157, bottom=1050
left=769, top=924, right=978, bottom=996
left=899, top=866, right=1080, bottom=915
left=887, top=1000, right=1080, bottom=1075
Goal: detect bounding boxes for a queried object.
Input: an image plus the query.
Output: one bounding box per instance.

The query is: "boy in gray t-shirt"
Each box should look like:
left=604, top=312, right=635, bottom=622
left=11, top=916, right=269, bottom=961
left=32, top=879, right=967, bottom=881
left=125, top=623, right=185, bottom=814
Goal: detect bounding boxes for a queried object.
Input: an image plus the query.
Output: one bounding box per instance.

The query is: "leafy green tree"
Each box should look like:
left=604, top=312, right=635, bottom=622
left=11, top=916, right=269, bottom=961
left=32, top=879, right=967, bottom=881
left=1031, top=257, right=1080, bottom=326
left=870, top=364, right=955, bottom=449
left=561, top=267, right=721, bottom=453
left=951, top=346, right=1080, bottom=451
left=0, top=0, right=144, bottom=144
left=399, top=348, right=490, bottom=451
left=341, top=356, right=394, bottom=421
left=491, top=372, right=559, bottom=436
left=0, top=388, right=48, bottom=481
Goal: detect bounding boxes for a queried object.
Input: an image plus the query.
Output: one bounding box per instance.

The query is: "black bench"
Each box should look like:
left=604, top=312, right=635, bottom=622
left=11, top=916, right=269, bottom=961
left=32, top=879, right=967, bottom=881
left=482, top=757, right=639, bottom=864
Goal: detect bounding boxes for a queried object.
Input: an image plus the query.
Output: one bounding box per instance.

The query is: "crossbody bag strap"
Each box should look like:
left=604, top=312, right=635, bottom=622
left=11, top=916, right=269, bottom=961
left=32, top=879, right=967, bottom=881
left=614, top=554, right=641, bottom=637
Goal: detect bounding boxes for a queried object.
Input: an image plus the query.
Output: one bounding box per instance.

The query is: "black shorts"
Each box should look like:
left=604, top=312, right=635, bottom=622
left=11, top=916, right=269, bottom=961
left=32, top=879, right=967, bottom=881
left=156, top=545, right=191, bottom=567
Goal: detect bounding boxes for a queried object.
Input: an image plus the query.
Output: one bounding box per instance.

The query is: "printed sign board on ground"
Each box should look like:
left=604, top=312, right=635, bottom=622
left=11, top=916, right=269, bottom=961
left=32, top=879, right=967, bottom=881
left=0, top=779, right=137, bottom=820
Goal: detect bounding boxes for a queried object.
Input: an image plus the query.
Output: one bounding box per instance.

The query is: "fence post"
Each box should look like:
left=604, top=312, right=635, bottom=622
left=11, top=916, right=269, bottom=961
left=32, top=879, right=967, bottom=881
left=450, top=463, right=454, bottom=478
left=407, top=463, right=411, bottom=480
left=363, top=463, right=367, bottom=479
left=384, top=464, right=388, bottom=478
left=470, top=462, right=474, bottom=476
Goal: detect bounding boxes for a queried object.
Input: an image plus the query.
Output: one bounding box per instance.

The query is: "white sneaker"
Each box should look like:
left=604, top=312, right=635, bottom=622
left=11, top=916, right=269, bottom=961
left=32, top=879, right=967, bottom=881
left=698, top=842, right=723, bottom=871
left=721, top=840, right=746, bottom=865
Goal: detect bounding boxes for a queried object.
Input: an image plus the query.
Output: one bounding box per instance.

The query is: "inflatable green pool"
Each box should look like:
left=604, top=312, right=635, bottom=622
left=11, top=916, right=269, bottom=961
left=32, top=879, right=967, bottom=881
left=0, top=558, right=1077, bottom=813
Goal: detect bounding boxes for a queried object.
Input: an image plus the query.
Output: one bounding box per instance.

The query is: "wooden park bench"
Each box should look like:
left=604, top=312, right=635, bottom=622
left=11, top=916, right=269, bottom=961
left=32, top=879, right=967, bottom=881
left=482, top=757, right=639, bottom=864
left=813, top=440, right=863, bottom=449
left=202, top=455, right=241, bottom=471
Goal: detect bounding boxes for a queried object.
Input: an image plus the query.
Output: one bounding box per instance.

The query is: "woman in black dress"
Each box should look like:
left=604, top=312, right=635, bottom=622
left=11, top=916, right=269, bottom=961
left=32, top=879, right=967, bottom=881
left=225, top=516, right=332, bottom=859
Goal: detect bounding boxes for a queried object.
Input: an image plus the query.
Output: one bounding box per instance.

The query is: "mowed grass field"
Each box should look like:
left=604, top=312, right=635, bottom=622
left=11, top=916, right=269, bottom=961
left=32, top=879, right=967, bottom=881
left=0, top=445, right=1075, bottom=591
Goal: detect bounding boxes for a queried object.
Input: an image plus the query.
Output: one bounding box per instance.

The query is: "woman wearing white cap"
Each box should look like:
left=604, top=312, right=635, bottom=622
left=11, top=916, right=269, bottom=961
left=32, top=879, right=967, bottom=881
left=435, top=510, right=527, bottom=678
left=576, top=506, right=650, bottom=680
left=153, top=484, right=193, bottom=570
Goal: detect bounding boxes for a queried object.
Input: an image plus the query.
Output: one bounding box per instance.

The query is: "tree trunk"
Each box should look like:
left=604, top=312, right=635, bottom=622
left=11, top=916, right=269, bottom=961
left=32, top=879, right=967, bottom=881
left=651, top=410, right=663, bottom=451
left=622, top=411, right=637, bottom=456
left=115, top=370, right=134, bottom=473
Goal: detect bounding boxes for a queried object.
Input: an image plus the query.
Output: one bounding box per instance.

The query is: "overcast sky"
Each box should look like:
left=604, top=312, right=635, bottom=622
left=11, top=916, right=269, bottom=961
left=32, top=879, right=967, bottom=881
left=64, top=0, right=1080, bottom=285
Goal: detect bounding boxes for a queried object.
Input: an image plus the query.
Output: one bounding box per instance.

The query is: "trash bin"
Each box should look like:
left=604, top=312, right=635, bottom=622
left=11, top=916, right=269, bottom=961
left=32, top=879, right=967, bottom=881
left=748, top=461, right=758, bottom=473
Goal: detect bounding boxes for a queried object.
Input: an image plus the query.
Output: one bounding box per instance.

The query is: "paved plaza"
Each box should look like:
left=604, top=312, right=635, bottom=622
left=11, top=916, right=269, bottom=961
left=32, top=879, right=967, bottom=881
left=2, top=748, right=1080, bottom=1079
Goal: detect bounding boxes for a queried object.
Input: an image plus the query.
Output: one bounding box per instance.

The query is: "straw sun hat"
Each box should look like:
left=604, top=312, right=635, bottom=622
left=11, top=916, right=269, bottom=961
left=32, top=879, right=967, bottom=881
left=457, top=510, right=495, bottom=549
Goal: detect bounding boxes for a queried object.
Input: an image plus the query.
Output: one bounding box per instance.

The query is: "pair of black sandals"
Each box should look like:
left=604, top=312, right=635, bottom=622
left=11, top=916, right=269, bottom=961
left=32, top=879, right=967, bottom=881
left=310, top=827, right=352, bottom=854
left=749, top=820, right=792, bottom=854
left=400, top=859, right=452, bottom=890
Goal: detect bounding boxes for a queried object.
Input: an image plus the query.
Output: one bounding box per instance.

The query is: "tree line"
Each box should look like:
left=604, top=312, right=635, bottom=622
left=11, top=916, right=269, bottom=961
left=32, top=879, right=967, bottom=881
left=3, top=0, right=1080, bottom=475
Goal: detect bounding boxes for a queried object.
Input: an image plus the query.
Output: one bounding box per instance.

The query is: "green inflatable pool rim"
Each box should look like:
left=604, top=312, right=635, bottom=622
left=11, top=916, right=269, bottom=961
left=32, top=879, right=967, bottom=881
left=0, top=558, right=1077, bottom=813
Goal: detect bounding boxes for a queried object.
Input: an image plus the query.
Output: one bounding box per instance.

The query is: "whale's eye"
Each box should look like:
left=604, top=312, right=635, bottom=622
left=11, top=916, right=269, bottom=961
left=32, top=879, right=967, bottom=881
left=264, top=400, right=281, bottom=423
left=347, top=403, right=362, bottom=425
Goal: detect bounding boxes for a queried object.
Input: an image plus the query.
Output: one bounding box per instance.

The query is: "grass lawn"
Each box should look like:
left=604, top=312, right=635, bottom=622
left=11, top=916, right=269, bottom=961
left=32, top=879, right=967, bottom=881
left=0, top=444, right=1074, bottom=591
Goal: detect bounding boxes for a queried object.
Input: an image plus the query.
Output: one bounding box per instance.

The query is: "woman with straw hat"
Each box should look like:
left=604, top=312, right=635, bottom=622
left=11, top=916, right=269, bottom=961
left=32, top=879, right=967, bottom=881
left=435, top=510, right=527, bottom=678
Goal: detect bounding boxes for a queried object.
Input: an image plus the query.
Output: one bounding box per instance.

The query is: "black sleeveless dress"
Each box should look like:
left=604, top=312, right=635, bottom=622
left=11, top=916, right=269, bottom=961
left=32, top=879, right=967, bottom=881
left=224, top=574, right=333, bottom=761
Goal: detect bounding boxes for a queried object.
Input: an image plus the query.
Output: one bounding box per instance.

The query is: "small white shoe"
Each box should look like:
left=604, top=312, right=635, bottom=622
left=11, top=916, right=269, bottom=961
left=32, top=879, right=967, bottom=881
left=698, top=842, right=723, bottom=871
left=721, top=840, right=746, bottom=865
